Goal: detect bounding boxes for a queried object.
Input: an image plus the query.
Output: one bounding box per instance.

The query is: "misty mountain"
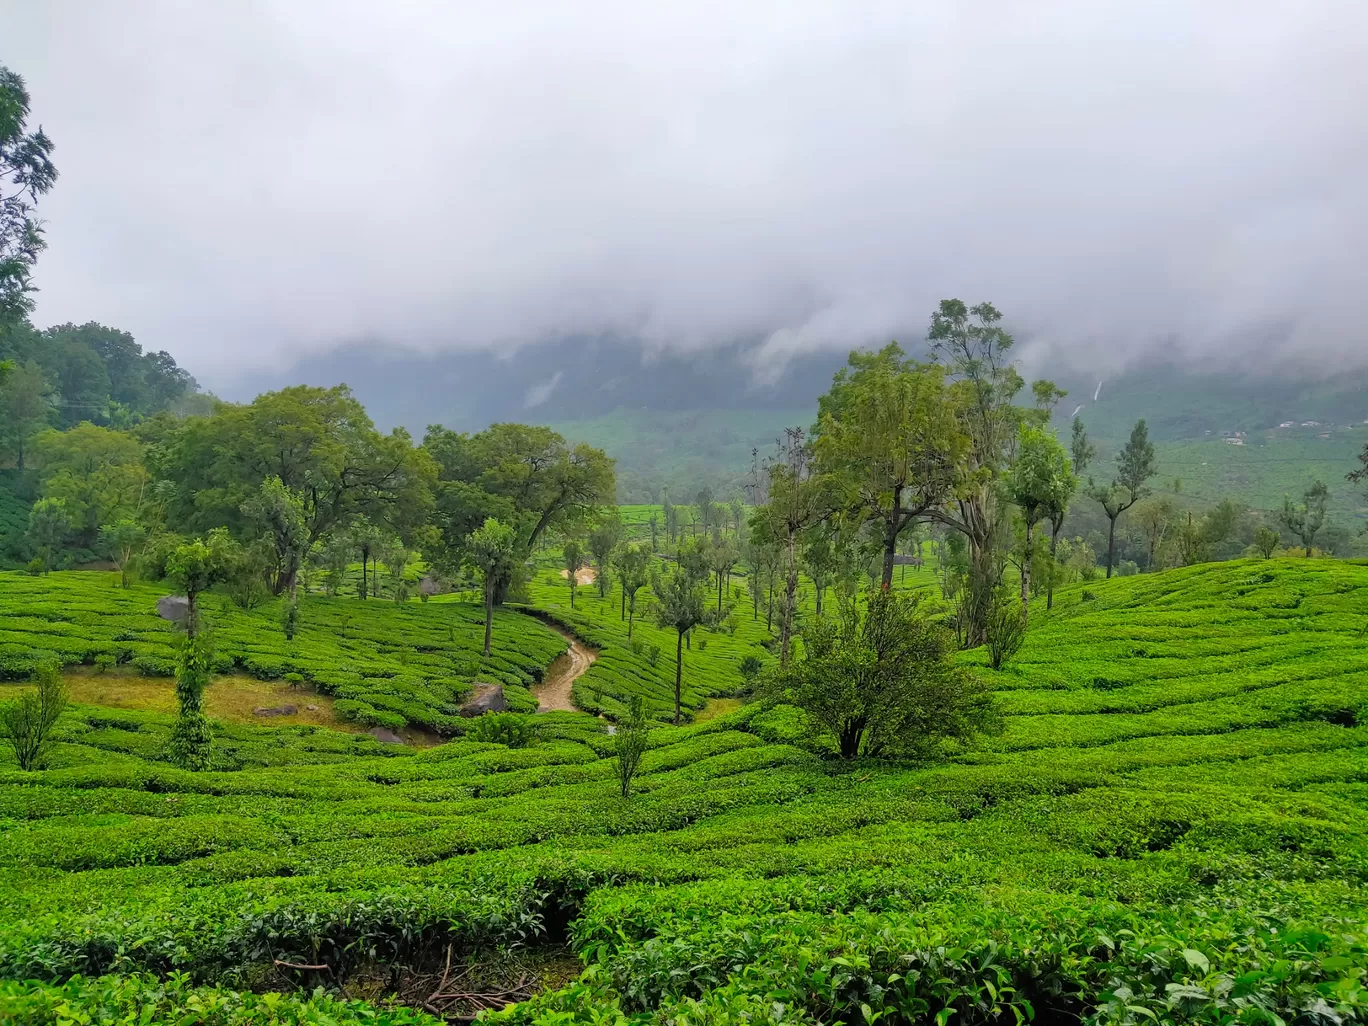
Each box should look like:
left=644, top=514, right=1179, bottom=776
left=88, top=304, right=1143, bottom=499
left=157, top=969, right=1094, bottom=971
left=228, top=338, right=1368, bottom=445
left=220, top=337, right=850, bottom=436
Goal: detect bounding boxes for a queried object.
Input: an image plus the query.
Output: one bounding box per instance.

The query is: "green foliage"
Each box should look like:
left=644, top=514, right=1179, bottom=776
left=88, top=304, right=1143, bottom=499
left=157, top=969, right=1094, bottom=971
left=0, top=973, right=442, bottom=1025
left=0, top=659, right=65, bottom=769
left=24, top=496, right=67, bottom=571
left=98, top=517, right=145, bottom=588
left=614, top=695, right=649, bottom=798
left=466, top=517, right=519, bottom=656
left=465, top=711, right=534, bottom=748
left=0, top=570, right=562, bottom=729
left=1254, top=524, right=1280, bottom=558
left=1281, top=479, right=1330, bottom=556
left=762, top=588, right=997, bottom=758
left=985, top=588, right=1026, bottom=669
left=814, top=343, right=964, bottom=589
left=0, top=65, right=57, bottom=324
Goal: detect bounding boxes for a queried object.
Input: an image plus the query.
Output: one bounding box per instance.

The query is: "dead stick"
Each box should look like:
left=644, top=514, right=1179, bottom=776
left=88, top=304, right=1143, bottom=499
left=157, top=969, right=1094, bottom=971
left=274, top=959, right=331, bottom=971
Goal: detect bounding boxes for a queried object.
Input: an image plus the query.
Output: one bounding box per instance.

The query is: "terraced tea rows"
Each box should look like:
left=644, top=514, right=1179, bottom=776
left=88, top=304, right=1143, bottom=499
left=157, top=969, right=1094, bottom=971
left=0, top=559, right=1366, bottom=1024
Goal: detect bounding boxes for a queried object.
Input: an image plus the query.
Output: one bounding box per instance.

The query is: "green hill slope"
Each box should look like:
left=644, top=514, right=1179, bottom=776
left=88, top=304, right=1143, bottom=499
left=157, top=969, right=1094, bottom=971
left=1, top=560, right=1367, bottom=1022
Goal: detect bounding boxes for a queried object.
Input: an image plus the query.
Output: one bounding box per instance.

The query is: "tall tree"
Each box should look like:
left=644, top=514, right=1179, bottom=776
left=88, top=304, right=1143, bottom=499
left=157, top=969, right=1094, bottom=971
left=751, top=428, right=829, bottom=665
left=1006, top=426, right=1074, bottom=623
left=0, top=359, right=49, bottom=468
left=0, top=66, right=57, bottom=326
left=615, top=542, right=651, bottom=637
left=32, top=424, right=147, bottom=544
left=157, top=385, right=435, bottom=557
left=1280, top=480, right=1329, bottom=557
left=1088, top=419, right=1157, bottom=578
left=240, top=475, right=309, bottom=601
left=25, top=497, right=68, bottom=570
left=588, top=519, right=621, bottom=599
left=1132, top=497, right=1174, bottom=570
left=927, top=300, right=1057, bottom=644
left=98, top=518, right=146, bottom=588
left=464, top=518, right=517, bottom=657
left=562, top=538, right=584, bottom=609
left=1044, top=418, right=1094, bottom=609
left=652, top=553, right=710, bottom=724
left=802, top=529, right=840, bottom=617
left=424, top=422, right=613, bottom=600
left=814, top=343, right=965, bottom=590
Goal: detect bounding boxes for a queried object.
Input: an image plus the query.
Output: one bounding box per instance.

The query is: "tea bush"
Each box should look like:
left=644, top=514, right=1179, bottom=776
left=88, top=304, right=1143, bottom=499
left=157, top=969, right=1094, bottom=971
left=0, top=559, right=1365, bottom=1024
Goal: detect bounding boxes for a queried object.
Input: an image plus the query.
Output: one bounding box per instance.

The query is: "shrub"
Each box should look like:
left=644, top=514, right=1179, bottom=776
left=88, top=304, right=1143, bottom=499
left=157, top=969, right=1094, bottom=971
left=738, top=655, right=764, bottom=682
left=985, top=590, right=1025, bottom=670
left=645, top=644, right=661, bottom=667
left=761, top=590, right=998, bottom=759
left=0, top=662, right=68, bottom=770
left=465, top=712, right=534, bottom=748
left=615, top=695, right=650, bottom=798
left=93, top=653, right=117, bottom=674
left=1080, top=589, right=1097, bottom=602
left=284, top=672, right=305, bottom=689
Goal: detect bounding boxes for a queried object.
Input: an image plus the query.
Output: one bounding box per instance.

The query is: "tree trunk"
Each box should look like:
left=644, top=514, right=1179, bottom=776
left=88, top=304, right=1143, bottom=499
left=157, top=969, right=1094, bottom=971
left=766, top=577, right=774, bottom=631
left=880, top=493, right=902, bottom=590
left=751, top=574, right=758, bottom=620
left=674, top=629, right=684, bottom=725
left=815, top=583, right=823, bottom=617
left=482, top=580, right=493, bottom=656
left=839, top=719, right=864, bottom=759
left=1106, top=516, right=1117, bottom=578
left=1047, top=520, right=1062, bottom=611
left=361, top=555, right=369, bottom=599
left=621, top=586, right=626, bottom=620
left=1021, top=519, right=1033, bottom=624
left=780, top=530, right=799, bottom=666
left=628, top=599, right=635, bottom=638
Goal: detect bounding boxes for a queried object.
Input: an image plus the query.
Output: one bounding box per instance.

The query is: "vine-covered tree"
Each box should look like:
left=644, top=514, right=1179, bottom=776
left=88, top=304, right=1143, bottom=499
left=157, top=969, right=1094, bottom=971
left=98, top=518, right=145, bottom=589
left=165, top=530, right=238, bottom=770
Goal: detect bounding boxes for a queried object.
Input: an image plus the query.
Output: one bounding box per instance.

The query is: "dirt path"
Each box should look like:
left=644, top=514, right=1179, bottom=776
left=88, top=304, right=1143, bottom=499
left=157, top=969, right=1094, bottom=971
left=533, top=624, right=599, bottom=712
left=558, top=567, right=597, bottom=586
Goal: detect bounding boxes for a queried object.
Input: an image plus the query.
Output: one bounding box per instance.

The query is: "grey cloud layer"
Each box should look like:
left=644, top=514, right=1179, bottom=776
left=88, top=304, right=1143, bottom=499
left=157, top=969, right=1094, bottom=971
left=6, top=0, right=1366, bottom=382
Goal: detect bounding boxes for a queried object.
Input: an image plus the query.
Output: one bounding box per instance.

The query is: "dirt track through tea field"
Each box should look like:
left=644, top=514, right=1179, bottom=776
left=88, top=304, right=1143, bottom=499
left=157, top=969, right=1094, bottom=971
left=534, top=625, right=598, bottom=712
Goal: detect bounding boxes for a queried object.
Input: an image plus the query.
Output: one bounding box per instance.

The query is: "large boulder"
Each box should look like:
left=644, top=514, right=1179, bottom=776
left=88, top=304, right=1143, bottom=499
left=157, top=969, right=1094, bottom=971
left=253, top=705, right=298, bottom=717
left=156, top=595, right=190, bottom=624
left=461, top=684, right=509, bottom=717
left=419, top=575, right=441, bottom=597
left=368, top=726, right=405, bottom=744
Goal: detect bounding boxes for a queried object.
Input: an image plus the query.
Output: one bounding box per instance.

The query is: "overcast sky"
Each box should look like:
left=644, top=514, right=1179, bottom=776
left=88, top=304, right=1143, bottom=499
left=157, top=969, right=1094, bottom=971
left=5, top=1, right=1366, bottom=385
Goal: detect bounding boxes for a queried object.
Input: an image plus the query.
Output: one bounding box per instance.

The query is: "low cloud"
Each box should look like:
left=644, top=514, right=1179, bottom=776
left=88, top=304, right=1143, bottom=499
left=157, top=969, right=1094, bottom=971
left=6, top=1, right=1366, bottom=385
left=524, top=371, right=563, bottom=409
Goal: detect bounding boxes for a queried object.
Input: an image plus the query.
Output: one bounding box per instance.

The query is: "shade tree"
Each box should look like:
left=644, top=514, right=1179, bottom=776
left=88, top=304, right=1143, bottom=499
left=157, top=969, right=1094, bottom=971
left=1280, top=480, right=1329, bottom=557
left=759, top=588, right=998, bottom=759
left=1087, top=419, right=1158, bottom=578
left=464, top=517, right=518, bottom=657
left=814, top=343, right=965, bottom=591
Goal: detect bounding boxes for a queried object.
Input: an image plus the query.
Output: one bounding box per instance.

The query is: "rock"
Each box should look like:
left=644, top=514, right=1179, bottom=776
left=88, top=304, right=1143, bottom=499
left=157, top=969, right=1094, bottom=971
left=461, top=684, right=509, bottom=717
left=253, top=705, right=298, bottom=717
left=368, top=726, right=404, bottom=744
left=156, top=595, right=190, bottom=624
left=305, top=704, right=319, bottom=711
left=419, top=575, right=441, bottom=597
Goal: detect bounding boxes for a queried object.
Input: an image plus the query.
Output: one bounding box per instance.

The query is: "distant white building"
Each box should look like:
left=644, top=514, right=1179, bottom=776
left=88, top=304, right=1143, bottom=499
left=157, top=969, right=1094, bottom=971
left=1302, top=421, right=1321, bottom=427
left=1224, top=437, right=1245, bottom=445
left=1279, top=421, right=1295, bottom=428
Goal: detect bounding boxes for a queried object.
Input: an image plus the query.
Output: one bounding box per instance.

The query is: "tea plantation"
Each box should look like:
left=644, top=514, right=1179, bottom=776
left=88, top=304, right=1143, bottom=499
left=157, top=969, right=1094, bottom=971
left=0, top=572, right=567, bottom=736
left=1, top=560, right=1367, bottom=1023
